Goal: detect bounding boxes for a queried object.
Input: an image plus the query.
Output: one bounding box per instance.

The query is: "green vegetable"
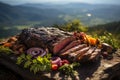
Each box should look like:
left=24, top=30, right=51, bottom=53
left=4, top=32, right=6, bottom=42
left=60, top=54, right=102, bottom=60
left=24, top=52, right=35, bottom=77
left=0, top=46, right=13, bottom=55
left=99, top=32, right=119, bottom=49
left=16, top=53, right=52, bottom=74
left=59, top=62, right=80, bottom=76
left=16, top=54, right=26, bottom=65
left=92, top=31, right=119, bottom=49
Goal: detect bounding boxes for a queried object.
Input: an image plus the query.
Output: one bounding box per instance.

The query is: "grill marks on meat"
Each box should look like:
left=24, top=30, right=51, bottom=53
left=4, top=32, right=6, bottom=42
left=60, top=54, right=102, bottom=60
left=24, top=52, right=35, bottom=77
left=53, top=37, right=75, bottom=54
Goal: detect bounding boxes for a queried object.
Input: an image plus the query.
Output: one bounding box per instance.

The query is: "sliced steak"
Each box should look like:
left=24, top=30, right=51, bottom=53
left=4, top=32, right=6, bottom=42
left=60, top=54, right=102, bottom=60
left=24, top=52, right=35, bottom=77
left=79, top=47, right=97, bottom=62
left=59, top=40, right=81, bottom=54
left=75, top=47, right=90, bottom=61
left=89, top=49, right=101, bottom=61
left=68, top=47, right=89, bottom=61
left=60, top=44, right=87, bottom=56
left=53, top=37, right=75, bottom=54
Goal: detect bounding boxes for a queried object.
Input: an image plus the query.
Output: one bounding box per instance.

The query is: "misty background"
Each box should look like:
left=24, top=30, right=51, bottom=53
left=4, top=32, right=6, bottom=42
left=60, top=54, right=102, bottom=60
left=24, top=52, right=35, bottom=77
left=0, top=0, right=120, bottom=38
left=1, top=0, right=120, bottom=5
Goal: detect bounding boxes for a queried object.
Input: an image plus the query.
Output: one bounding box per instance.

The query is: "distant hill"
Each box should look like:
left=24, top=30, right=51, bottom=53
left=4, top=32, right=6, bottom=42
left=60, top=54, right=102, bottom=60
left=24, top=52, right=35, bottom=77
left=21, top=3, right=120, bottom=26
left=89, top=21, right=120, bottom=39
left=0, top=2, right=64, bottom=26
left=0, top=2, right=120, bottom=26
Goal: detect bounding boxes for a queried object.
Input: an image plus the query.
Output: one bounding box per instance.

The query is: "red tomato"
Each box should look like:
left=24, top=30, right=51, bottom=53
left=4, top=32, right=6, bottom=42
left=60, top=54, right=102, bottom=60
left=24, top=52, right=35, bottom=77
left=52, top=64, right=58, bottom=70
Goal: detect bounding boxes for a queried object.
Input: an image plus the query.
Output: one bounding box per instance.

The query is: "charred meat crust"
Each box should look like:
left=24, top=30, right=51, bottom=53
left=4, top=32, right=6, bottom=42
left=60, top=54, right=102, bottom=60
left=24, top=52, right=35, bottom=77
left=19, top=28, right=72, bottom=53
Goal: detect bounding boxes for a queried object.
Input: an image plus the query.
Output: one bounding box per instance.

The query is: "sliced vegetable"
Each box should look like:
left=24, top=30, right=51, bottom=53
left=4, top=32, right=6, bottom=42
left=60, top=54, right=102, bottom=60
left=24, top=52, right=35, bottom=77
left=51, top=57, right=62, bottom=66
left=27, top=47, right=47, bottom=58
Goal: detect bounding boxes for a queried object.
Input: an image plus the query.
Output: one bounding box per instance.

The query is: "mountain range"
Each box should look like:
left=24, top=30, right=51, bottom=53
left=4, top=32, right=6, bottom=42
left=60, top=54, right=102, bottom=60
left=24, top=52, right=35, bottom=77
left=0, top=2, right=120, bottom=26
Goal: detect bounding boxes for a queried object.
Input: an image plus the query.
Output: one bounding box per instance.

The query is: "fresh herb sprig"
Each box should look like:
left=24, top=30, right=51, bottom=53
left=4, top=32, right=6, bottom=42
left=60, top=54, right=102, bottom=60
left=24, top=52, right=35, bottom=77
left=16, top=53, right=52, bottom=74
left=59, top=62, right=80, bottom=76
left=93, top=32, right=119, bottom=49
left=99, top=32, right=119, bottom=49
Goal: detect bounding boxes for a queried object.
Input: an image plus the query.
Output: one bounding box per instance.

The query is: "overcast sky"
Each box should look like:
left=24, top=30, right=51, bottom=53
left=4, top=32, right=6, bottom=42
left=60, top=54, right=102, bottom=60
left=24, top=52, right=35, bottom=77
left=0, top=0, right=120, bottom=5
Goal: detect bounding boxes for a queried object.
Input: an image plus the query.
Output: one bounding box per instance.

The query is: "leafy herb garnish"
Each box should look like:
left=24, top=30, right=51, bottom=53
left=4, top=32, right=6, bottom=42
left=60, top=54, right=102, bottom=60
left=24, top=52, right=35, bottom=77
left=16, top=53, right=52, bottom=74
left=59, top=62, right=80, bottom=76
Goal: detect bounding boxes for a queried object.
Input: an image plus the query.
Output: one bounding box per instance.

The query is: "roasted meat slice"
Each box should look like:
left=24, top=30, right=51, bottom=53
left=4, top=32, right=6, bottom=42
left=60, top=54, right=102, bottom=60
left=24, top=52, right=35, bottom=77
left=79, top=47, right=96, bottom=61
left=59, top=40, right=81, bottom=54
left=60, top=44, right=87, bottom=56
left=68, top=47, right=89, bottom=61
left=75, top=47, right=90, bottom=61
left=53, top=37, right=75, bottom=54
left=89, top=49, right=101, bottom=61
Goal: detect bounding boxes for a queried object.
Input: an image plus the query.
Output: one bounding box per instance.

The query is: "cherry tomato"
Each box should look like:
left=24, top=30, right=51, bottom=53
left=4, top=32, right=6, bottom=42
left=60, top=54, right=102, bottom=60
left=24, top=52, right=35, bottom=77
left=51, top=64, right=58, bottom=70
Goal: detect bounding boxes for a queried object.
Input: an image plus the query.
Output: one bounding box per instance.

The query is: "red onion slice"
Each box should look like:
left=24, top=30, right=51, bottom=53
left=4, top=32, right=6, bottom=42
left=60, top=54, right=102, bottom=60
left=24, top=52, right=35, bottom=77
left=51, top=57, right=62, bottom=66
left=27, top=47, right=46, bottom=58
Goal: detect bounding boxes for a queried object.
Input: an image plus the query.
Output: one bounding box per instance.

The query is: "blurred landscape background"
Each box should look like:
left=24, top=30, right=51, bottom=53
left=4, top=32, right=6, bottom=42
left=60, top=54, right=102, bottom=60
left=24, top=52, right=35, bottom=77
left=0, top=0, right=120, bottom=40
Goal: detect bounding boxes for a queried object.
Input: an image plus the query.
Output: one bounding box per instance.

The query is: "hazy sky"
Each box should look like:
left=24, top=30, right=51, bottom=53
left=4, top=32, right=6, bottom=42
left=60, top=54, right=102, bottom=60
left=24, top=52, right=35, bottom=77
left=0, top=0, right=120, bottom=5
